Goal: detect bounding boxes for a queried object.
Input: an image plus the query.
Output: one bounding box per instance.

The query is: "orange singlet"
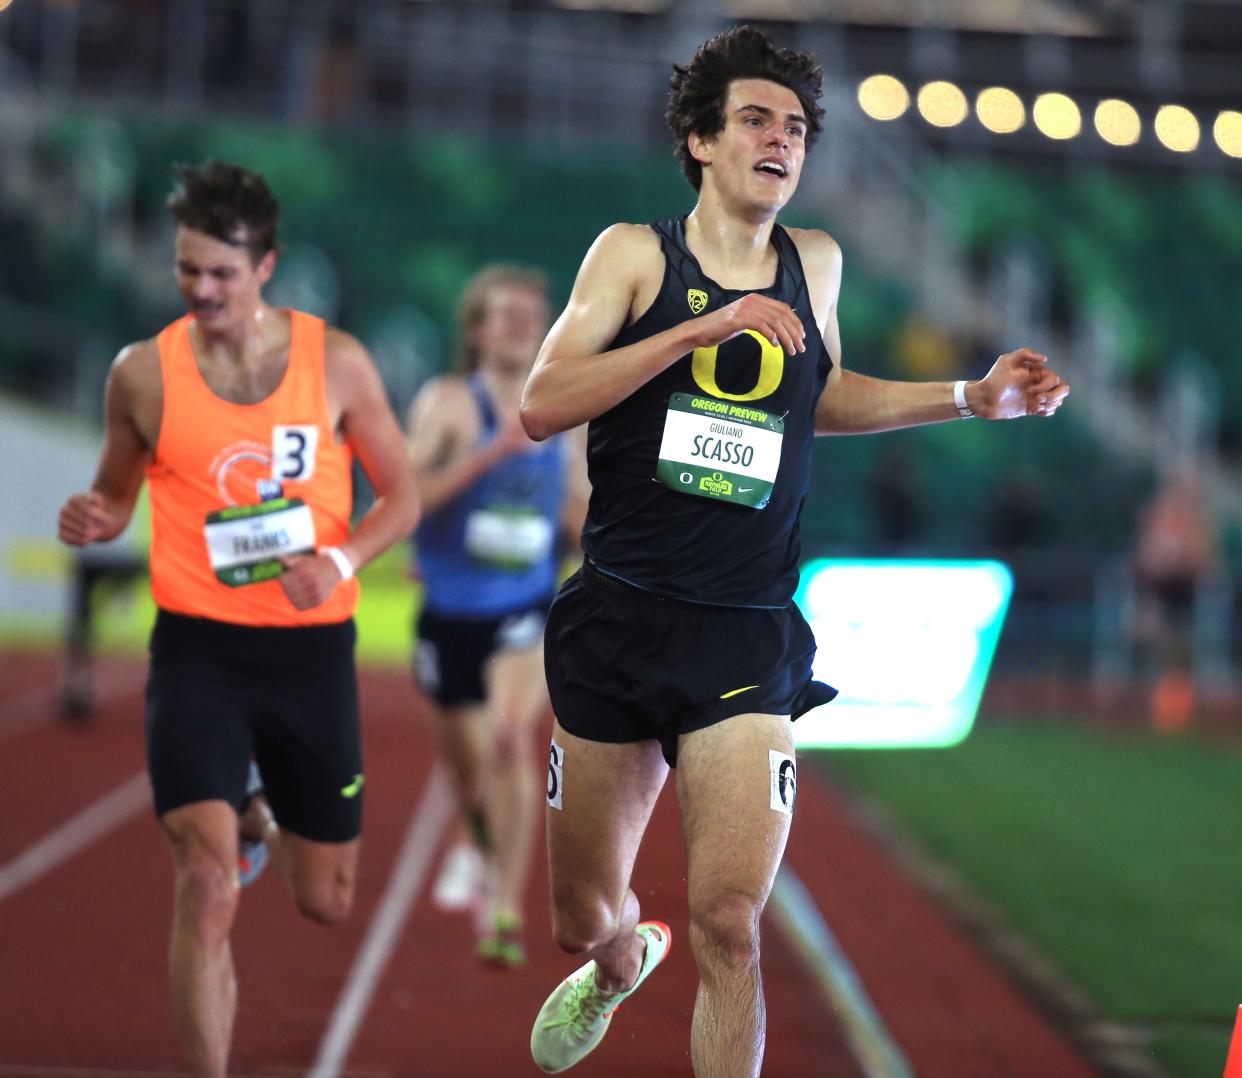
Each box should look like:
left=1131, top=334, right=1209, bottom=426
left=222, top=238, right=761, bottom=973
left=146, top=310, right=359, bottom=626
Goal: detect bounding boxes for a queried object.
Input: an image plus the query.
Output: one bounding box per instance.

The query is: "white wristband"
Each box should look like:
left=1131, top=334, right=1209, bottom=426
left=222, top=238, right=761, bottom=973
left=321, top=546, right=354, bottom=581
left=953, top=379, right=975, bottom=420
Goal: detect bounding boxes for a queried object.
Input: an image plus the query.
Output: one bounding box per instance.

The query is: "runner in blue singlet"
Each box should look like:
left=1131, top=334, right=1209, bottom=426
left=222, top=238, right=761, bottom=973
left=406, top=265, right=588, bottom=967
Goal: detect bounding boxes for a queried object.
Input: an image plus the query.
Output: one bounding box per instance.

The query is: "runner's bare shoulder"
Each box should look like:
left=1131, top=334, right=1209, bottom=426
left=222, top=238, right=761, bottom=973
left=108, top=338, right=161, bottom=407
left=782, top=226, right=841, bottom=276
left=323, top=325, right=376, bottom=376
left=411, top=373, right=473, bottom=415
left=110, top=337, right=159, bottom=382
left=406, top=373, right=476, bottom=466
left=782, top=227, right=843, bottom=319
left=581, top=223, right=666, bottom=322
left=588, top=222, right=664, bottom=279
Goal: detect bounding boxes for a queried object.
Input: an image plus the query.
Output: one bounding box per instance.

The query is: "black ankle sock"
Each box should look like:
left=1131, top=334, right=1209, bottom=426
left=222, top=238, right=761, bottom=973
left=468, top=807, right=492, bottom=851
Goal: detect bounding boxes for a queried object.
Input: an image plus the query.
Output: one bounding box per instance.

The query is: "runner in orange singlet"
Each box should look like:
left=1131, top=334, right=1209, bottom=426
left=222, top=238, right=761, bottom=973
left=57, top=161, right=419, bottom=1078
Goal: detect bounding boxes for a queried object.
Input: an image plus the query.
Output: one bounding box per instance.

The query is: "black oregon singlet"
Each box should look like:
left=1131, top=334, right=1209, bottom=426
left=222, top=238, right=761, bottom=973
left=582, top=217, right=832, bottom=608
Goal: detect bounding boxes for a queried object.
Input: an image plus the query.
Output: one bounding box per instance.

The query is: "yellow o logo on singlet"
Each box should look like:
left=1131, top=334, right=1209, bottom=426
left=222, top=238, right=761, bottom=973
left=691, top=330, right=786, bottom=402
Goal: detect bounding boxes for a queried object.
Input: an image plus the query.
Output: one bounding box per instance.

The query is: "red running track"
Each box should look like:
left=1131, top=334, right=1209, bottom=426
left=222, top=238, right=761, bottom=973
left=0, top=655, right=1091, bottom=1077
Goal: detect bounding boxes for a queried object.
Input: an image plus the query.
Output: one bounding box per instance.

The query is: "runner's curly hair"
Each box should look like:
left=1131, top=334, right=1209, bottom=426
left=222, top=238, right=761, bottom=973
left=666, top=26, right=825, bottom=191
left=166, top=160, right=279, bottom=264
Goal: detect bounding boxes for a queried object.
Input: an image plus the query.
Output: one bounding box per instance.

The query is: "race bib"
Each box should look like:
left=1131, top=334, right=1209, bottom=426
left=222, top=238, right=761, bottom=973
left=272, top=425, right=318, bottom=482
left=204, top=497, right=317, bottom=587
left=655, top=392, right=784, bottom=509
left=465, top=507, right=554, bottom=569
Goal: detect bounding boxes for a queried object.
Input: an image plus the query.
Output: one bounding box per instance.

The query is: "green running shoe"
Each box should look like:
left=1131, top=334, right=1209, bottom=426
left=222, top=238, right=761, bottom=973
left=530, top=920, right=671, bottom=1074
left=477, top=913, right=526, bottom=968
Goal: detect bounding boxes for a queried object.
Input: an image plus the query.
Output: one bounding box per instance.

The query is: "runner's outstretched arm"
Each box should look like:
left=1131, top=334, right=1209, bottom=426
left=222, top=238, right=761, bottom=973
left=806, top=237, right=1069, bottom=434
left=816, top=359, right=1067, bottom=434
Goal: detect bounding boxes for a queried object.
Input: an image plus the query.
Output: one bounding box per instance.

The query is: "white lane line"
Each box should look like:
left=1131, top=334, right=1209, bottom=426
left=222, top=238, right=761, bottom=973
left=308, top=766, right=454, bottom=1078
left=768, top=866, right=914, bottom=1078
left=0, top=771, right=149, bottom=903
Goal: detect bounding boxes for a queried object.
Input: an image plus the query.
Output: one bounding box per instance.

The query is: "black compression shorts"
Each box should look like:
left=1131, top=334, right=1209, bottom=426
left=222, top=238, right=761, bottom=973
left=414, top=600, right=551, bottom=708
left=144, top=610, right=363, bottom=843
left=544, top=564, right=835, bottom=767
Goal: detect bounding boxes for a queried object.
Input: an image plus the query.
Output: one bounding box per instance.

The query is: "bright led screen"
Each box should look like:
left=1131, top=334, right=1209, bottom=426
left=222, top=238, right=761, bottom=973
left=792, top=559, right=1014, bottom=748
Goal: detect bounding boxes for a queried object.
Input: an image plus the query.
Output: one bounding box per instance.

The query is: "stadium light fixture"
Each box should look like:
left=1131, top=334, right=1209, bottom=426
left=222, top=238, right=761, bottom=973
left=975, top=87, right=1025, bottom=134
left=1033, top=92, right=1081, bottom=140
left=793, top=559, right=1014, bottom=749
left=1216, top=111, right=1242, bottom=158
left=917, top=81, right=969, bottom=128
left=857, top=74, right=910, bottom=121
left=1155, top=104, right=1200, bottom=152
left=1094, top=99, right=1141, bottom=146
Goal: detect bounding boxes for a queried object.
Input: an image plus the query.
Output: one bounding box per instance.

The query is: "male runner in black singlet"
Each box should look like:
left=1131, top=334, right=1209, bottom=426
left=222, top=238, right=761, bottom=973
left=522, top=26, right=1068, bottom=1076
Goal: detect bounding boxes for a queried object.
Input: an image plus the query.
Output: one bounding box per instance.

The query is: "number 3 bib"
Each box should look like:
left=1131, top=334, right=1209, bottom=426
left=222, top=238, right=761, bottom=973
left=655, top=392, right=784, bottom=509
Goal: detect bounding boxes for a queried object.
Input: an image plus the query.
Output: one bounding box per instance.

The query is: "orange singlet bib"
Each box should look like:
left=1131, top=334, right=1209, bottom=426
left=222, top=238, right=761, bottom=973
left=146, top=311, right=359, bottom=626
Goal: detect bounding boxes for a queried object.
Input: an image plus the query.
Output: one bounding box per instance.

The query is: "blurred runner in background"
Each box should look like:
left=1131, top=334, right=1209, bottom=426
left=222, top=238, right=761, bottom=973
left=406, top=265, right=587, bottom=967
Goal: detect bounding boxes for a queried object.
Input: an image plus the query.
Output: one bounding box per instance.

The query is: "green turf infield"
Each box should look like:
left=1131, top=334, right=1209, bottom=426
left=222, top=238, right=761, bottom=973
left=815, top=721, right=1242, bottom=1078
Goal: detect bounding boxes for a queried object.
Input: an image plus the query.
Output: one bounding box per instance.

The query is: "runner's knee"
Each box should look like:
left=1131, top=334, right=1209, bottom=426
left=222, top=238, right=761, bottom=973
left=294, top=869, right=354, bottom=925
left=492, top=719, right=525, bottom=769
left=174, top=856, right=239, bottom=941
left=550, top=887, right=623, bottom=955
left=688, top=892, right=762, bottom=972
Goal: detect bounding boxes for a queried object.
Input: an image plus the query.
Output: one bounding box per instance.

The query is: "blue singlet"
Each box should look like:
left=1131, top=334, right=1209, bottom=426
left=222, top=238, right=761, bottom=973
left=416, top=375, right=565, bottom=617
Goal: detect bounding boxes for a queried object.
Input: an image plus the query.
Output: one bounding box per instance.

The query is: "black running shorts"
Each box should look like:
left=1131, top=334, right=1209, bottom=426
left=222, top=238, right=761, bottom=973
left=544, top=564, right=835, bottom=767
left=144, top=610, right=363, bottom=843
left=414, top=600, right=551, bottom=708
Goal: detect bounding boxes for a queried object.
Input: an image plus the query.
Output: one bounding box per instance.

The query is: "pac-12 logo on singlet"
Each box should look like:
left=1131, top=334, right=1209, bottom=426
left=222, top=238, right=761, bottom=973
left=687, top=288, right=709, bottom=315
